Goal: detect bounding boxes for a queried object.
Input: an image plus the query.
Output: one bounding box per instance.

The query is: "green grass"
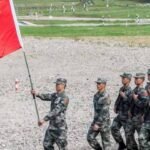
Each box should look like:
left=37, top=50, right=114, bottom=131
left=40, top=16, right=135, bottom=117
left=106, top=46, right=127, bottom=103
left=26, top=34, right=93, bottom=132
left=17, top=1, right=150, bottom=37
left=14, top=0, right=150, bottom=18
left=21, top=25, right=150, bottom=37
left=14, top=0, right=74, bottom=5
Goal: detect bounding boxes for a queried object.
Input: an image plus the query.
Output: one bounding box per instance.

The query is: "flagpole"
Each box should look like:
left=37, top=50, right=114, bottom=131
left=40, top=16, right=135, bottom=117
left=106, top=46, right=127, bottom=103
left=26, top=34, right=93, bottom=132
left=23, top=50, right=40, bottom=122
left=1, top=0, right=40, bottom=123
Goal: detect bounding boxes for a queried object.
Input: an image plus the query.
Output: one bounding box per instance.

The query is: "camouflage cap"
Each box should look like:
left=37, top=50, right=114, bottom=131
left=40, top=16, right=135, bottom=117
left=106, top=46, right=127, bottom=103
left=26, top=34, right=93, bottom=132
left=120, top=72, right=132, bottom=79
left=134, top=73, right=145, bottom=78
left=147, top=69, right=150, bottom=75
left=95, top=78, right=107, bottom=84
left=54, top=78, right=67, bottom=85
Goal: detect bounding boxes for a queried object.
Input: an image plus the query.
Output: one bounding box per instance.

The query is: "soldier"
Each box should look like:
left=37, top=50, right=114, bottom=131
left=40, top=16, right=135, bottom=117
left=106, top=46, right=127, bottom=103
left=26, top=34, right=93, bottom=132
left=111, top=73, right=132, bottom=150
left=139, top=80, right=150, bottom=150
left=126, top=73, right=148, bottom=150
left=87, top=78, right=111, bottom=150
left=145, top=69, right=150, bottom=91
left=139, top=69, right=150, bottom=150
left=31, top=78, right=69, bottom=150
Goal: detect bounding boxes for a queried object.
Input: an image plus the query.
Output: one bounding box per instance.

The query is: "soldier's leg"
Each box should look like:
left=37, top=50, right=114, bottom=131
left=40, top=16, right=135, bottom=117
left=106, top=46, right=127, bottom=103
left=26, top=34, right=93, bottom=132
left=136, top=122, right=143, bottom=150
left=111, top=117, right=126, bottom=150
left=56, top=130, right=68, bottom=150
left=111, top=116, right=124, bottom=143
left=87, top=126, right=102, bottom=150
left=100, top=125, right=111, bottom=150
left=122, top=120, right=130, bottom=149
left=139, top=124, right=150, bottom=150
left=125, top=120, right=138, bottom=150
left=43, top=129, right=55, bottom=150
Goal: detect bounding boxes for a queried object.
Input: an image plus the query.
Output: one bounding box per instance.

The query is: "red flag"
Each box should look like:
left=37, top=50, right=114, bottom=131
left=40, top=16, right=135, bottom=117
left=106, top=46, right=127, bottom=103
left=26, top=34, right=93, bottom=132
left=0, top=0, right=23, bottom=58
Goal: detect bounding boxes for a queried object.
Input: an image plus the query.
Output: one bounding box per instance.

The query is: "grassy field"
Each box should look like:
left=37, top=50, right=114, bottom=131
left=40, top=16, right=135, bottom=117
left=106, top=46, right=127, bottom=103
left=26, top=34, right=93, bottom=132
left=21, top=25, right=150, bottom=37
left=16, top=1, right=150, bottom=37
left=15, top=0, right=150, bottom=18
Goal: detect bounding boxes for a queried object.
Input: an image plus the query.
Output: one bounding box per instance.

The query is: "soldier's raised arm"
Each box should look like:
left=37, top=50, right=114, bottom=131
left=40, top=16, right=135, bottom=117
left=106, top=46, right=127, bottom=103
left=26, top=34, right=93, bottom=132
left=31, top=90, right=54, bottom=101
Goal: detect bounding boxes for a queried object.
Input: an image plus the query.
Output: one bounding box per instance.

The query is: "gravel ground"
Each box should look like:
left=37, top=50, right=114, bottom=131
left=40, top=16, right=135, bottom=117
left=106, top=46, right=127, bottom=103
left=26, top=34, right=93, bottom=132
left=0, top=37, right=150, bottom=150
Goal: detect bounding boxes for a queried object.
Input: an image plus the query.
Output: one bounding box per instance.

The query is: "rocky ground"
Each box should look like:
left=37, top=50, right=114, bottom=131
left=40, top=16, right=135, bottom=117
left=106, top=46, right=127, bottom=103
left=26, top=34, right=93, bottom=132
left=0, top=37, right=150, bottom=150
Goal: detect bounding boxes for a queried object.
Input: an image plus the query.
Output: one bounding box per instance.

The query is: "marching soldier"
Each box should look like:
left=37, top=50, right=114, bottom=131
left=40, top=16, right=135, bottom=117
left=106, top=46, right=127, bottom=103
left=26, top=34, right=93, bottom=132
left=139, top=69, right=150, bottom=150
left=126, top=73, right=148, bottom=150
left=111, top=73, right=132, bottom=150
left=31, top=78, right=69, bottom=150
left=145, top=69, right=150, bottom=91
left=139, top=81, right=150, bottom=150
left=87, top=78, right=111, bottom=150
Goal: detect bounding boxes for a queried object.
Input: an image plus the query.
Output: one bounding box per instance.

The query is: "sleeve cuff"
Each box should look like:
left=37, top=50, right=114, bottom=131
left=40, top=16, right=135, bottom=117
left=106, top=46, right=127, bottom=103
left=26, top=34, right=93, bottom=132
left=44, top=116, right=49, bottom=121
left=36, top=93, right=40, bottom=98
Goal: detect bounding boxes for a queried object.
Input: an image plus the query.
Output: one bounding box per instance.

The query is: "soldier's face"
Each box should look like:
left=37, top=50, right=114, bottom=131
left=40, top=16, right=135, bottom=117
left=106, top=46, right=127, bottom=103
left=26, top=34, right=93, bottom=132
left=148, top=75, right=150, bottom=81
left=97, top=83, right=106, bottom=91
left=135, top=78, right=144, bottom=85
left=56, top=84, right=65, bottom=92
left=122, top=77, right=130, bottom=85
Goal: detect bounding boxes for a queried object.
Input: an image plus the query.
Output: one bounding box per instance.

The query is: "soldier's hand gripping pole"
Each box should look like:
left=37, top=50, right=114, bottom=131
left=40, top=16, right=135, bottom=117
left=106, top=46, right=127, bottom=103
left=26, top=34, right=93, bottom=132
left=23, top=51, right=40, bottom=123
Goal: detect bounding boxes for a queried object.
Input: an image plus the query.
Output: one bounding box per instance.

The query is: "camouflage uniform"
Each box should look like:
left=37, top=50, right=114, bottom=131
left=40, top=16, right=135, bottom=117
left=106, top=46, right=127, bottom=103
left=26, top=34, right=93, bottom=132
left=139, top=97, right=150, bottom=150
left=126, top=73, right=148, bottom=150
left=37, top=79, right=69, bottom=150
left=87, top=78, right=111, bottom=150
left=145, top=69, right=150, bottom=92
left=145, top=82, right=150, bottom=92
left=111, top=76, right=132, bottom=149
left=139, top=73, right=150, bottom=150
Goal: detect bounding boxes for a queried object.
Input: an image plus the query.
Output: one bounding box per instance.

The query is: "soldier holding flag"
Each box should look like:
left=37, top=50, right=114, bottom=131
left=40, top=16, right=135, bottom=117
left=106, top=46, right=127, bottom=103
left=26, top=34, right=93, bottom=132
left=31, top=78, right=69, bottom=150
left=0, top=1, right=70, bottom=149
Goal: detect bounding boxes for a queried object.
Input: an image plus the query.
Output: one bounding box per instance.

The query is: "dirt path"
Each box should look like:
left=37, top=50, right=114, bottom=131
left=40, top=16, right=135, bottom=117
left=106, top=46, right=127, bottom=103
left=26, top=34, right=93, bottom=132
left=0, top=37, right=149, bottom=150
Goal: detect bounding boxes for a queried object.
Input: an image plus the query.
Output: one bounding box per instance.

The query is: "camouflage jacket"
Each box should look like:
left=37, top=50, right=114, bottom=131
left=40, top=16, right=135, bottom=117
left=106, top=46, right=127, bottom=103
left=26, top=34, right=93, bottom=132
left=93, top=90, right=111, bottom=126
left=37, top=91, right=69, bottom=130
left=114, top=85, right=132, bottom=120
left=145, top=82, right=150, bottom=91
left=144, top=96, right=150, bottom=123
left=130, top=86, right=148, bottom=118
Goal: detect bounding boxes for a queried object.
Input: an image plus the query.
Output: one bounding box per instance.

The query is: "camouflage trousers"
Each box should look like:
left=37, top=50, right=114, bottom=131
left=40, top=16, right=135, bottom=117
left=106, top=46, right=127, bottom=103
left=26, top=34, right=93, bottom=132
left=43, top=129, right=68, bottom=150
left=87, top=121, right=111, bottom=150
left=125, top=117, right=143, bottom=150
left=139, top=123, right=150, bottom=150
left=111, top=115, right=129, bottom=146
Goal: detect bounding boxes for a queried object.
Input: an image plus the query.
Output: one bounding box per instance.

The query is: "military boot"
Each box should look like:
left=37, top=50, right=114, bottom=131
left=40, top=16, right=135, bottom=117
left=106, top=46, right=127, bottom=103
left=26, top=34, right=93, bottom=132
left=118, top=141, right=126, bottom=150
